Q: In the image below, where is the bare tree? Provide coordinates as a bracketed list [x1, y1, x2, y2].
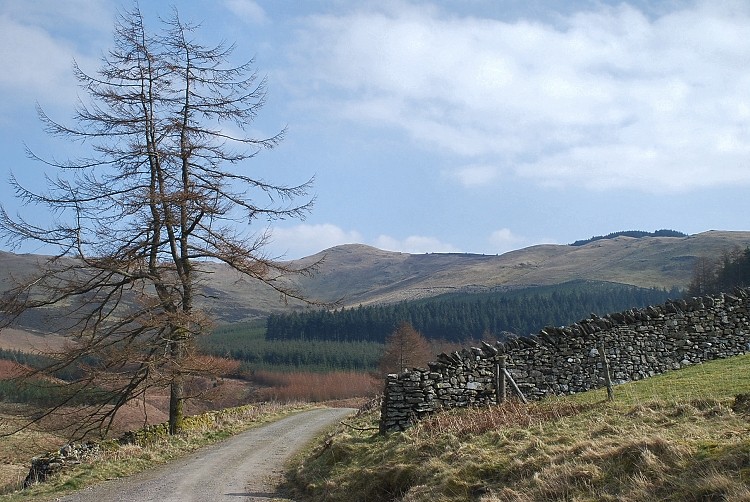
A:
[0, 6, 315, 437]
[379, 322, 432, 375]
[687, 256, 717, 296]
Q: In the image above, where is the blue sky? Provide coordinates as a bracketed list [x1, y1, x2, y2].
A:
[1, 0, 750, 259]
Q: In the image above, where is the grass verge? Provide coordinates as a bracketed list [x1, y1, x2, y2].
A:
[0, 401, 312, 501]
[284, 354, 750, 502]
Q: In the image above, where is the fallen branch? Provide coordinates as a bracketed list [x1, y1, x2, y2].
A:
[340, 421, 379, 431]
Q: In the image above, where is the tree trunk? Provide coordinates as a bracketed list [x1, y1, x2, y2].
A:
[169, 334, 186, 434]
[169, 376, 184, 435]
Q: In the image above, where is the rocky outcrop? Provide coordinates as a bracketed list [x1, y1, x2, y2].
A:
[380, 289, 750, 432]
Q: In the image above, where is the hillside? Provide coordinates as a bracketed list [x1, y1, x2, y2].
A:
[2, 230, 750, 325]
[288, 230, 750, 307]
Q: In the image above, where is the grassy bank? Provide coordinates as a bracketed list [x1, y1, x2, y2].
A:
[0, 401, 311, 501]
[284, 354, 750, 501]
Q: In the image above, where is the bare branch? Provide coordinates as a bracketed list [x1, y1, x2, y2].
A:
[0, 5, 317, 438]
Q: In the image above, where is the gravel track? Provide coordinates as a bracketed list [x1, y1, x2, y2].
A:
[59, 407, 355, 502]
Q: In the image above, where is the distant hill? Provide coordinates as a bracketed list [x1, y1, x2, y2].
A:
[288, 230, 750, 308]
[2, 230, 750, 326]
[570, 229, 687, 246]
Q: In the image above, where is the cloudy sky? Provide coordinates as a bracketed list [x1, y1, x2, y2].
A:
[1, 0, 749, 259]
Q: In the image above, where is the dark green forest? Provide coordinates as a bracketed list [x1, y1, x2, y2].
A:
[0, 281, 685, 375]
[0, 348, 89, 381]
[0, 349, 114, 405]
[198, 321, 383, 373]
[266, 280, 680, 344]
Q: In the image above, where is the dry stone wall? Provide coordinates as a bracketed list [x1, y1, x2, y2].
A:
[380, 289, 750, 432]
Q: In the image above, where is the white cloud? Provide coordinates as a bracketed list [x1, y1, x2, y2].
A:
[1, 0, 112, 32]
[271, 225, 463, 257]
[374, 234, 461, 254]
[0, 2, 110, 111]
[487, 229, 558, 255]
[223, 0, 268, 24]
[447, 164, 501, 187]
[488, 228, 526, 254]
[270, 223, 363, 259]
[0, 16, 80, 106]
[289, 1, 750, 192]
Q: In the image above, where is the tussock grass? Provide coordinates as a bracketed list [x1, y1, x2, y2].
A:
[410, 400, 588, 440]
[285, 354, 750, 502]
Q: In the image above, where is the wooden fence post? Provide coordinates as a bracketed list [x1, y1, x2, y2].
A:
[503, 367, 528, 404]
[495, 356, 507, 404]
[600, 343, 614, 401]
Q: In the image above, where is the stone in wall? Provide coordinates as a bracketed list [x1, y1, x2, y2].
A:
[24, 442, 100, 488]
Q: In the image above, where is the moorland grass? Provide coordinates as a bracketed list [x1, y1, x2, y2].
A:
[284, 354, 750, 502]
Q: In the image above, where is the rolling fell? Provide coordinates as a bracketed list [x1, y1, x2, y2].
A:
[2, 230, 750, 326]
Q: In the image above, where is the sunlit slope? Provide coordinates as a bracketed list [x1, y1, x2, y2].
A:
[291, 230, 750, 306]
[3, 230, 750, 323]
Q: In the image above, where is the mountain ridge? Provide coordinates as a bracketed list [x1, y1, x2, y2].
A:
[288, 230, 750, 306]
[2, 230, 750, 325]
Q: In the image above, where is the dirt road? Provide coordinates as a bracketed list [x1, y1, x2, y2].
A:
[59, 407, 355, 502]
